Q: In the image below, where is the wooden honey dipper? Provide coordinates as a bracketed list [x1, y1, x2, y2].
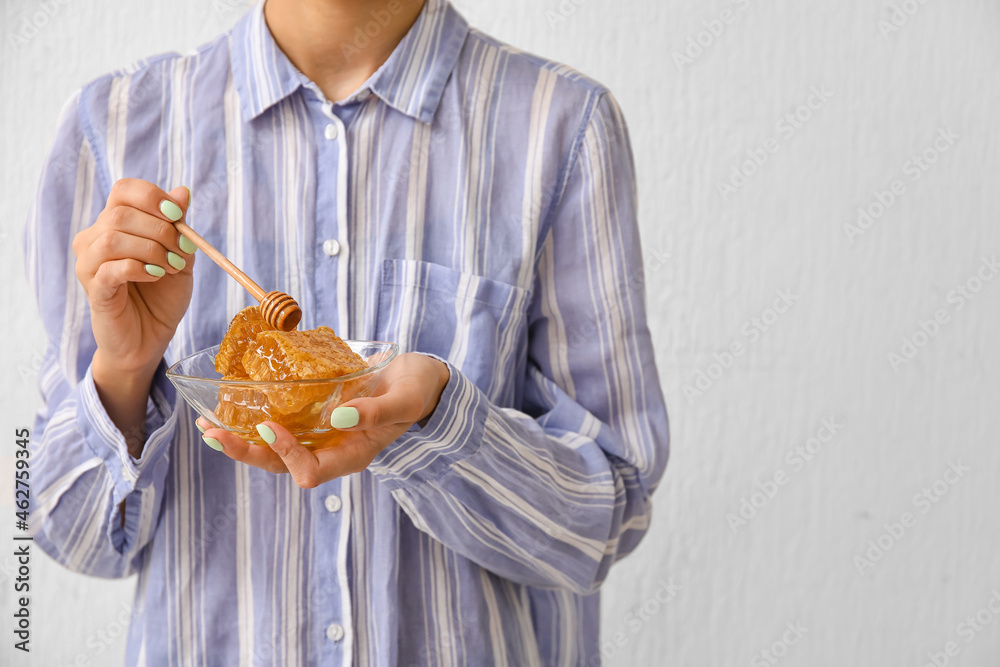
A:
[175, 222, 302, 331]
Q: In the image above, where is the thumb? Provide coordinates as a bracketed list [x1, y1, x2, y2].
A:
[331, 388, 422, 431]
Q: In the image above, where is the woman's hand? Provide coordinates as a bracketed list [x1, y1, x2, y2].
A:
[199, 353, 451, 488]
[73, 178, 196, 456]
[74, 178, 196, 379]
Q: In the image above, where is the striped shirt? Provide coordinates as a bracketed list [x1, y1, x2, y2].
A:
[23, 0, 669, 664]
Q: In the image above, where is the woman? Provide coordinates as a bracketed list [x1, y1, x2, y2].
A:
[26, 0, 669, 664]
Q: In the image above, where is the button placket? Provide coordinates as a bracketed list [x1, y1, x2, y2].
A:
[313, 478, 349, 658]
[313, 95, 351, 336]
[329, 105, 351, 336]
[304, 90, 353, 662]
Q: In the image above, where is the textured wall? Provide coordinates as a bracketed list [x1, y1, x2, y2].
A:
[2, 0, 999, 665]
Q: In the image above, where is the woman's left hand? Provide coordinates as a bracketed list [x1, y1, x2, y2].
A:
[198, 352, 450, 488]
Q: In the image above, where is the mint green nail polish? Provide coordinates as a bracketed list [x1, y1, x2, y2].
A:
[330, 407, 359, 429]
[145, 264, 166, 277]
[196, 421, 206, 434]
[256, 423, 277, 445]
[160, 199, 183, 221]
[203, 436, 223, 451]
[178, 233, 197, 254]
[167, 251, 186, 270]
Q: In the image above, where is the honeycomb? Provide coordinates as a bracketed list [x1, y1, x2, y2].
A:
[214, 306, 276, 377]
[213, 308, 369, 438]
[241, 327, 367, 415]
[215, 379, 320, 432]
[241, 327, 368, 381]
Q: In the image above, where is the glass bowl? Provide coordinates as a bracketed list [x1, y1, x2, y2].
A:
[166, 341, 398, 450]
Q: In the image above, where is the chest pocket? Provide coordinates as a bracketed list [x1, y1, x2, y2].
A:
[374, 259, 532, 407]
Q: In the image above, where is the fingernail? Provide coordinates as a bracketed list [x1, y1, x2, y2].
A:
[167, 251, 186, 270]
[256, 423, 277, 445]
[182, 185, 192, 206]
[160, 199, 183, 221]
[145, 264, 166, 277]
[196, 420, 206, 434]
[202, 436, 223, 451]
[330, 407, 359, 429]
[178, 233, 197, 254]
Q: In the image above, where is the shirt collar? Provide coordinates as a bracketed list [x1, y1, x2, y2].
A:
[230, 0, 469, 124]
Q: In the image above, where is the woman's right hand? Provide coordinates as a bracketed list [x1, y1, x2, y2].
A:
[73, 178, 196, 380]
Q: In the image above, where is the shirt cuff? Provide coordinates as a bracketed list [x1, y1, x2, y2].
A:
[369, 357, 487, 491]
[76, 358, 178, 502]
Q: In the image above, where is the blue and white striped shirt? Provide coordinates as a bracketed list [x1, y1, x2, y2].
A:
[24, 0, 669, 664]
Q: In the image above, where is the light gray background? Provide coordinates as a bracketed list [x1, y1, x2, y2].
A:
[2, 0, 999, 665]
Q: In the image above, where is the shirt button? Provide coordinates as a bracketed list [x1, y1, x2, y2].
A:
[357, 89, 371, 102]
[324, 123, 339, 140]
[322, 239, 342, 257]
[324, 495, 342, 513]
[326, 623, 345, 642]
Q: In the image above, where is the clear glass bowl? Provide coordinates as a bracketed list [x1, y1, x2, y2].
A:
[166, 341, 398, 450]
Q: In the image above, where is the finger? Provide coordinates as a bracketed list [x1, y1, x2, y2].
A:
[332, 384, 424, 432]
[255, 421, 326, 489]
[74, 185, 194, 258]
[93, 200, 196, 259]
[166, 186, 202, 253]
[85, 258, 170, 303]
[312, 429, 388, 476]
[79, 227, 194, 281]
[200, 423, 289, 475]
[105, 178, 190, 224]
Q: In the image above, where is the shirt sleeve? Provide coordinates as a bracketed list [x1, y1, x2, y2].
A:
[24, 88, 178, 579]
[369, 91, 669, 595]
